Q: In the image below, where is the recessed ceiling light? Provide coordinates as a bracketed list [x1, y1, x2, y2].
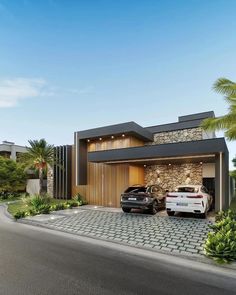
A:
[99, 138, 102, 141]
[122, 134, 125, 137]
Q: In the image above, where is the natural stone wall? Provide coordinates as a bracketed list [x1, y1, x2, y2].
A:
[148, 127, 203, 145]
[47, 166, 54, 197]
[144, 163, 202, 192]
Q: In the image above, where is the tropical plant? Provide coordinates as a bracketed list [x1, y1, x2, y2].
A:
[201, 78, 236, 140]
[20, 139, 55, 195]
[204, 220, 236, 263]
[27, 194, 50, 209]
[204, 212, 236, 263]
[0, 156, 26, 194]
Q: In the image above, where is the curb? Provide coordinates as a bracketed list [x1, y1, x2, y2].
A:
[0, 203, 15, 221]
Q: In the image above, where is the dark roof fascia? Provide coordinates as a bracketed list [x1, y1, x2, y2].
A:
[76, 121, 153, 142]
[178, 111, 215, 122]
[88, 138, 228, 163]
[145, 111, 215, 134]
[146, 118, 207, 134]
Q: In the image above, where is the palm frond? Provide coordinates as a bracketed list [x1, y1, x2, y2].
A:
[201, 114, 236, 131]
[213, 78, 236, 96]
[224, 125, 236, 140]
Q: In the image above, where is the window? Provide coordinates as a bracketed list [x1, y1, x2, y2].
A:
[176, 187, 199, 193]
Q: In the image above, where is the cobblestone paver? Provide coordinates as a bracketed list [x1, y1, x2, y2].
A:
[41, 210, 212, 256]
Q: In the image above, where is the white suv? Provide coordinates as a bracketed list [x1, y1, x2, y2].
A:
[166, 185, 213, 218]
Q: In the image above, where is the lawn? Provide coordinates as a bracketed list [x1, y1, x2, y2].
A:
[230, 198, 236, 212]
[7, 198, 68, 216]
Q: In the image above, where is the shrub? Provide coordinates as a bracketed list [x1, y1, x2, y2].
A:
[204, 215, 236, 263]
[14, 211, 26, 219]
[215, 210, 236, 222]
[204, 226, 236, 263]
[27, 195, 49, 209]
[37, 204, 51, 214]
[65, 201, 79, 208]
[72, 193, 88, 205]
[52, 203, 66, 211]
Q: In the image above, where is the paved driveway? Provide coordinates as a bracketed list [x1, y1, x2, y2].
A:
[23, 208, 212, 256]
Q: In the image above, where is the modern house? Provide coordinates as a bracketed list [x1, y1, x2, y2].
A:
[0, 141, 27, 160]
[50, 111, 231, 211]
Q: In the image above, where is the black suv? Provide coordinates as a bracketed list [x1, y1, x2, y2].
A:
[120, 185, 166, 215]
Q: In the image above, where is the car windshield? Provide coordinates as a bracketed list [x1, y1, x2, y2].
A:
[176, 187, 199, 193]
[125, 187, 147, 193]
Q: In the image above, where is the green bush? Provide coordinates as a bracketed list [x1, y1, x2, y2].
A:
[37, 204, 51, 214]
[204, 215, 236, 263]
[27, 195, 50, 209]
[72, 193, 88, 205]
[52, 203, 66, 211]
[65, 201, 79, 208]
[14, 211, 26, 219]
[215, 210, 236, 222]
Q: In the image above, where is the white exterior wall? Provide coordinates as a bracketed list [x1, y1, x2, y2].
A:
[26, 179, 40, 195]
[202, 163, 215, 178]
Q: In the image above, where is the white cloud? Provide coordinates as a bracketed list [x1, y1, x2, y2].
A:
[0, 78, 51, 107]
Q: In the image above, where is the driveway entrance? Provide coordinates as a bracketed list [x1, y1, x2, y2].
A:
[30, 208, 212, 256]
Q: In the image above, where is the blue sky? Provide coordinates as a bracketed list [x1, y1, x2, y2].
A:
[0, 0, 236, 168]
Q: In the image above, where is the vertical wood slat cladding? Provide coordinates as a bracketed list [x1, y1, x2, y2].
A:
[86, 163, 129, 207]
[129, 165, 144, 186]
[87, 136, 144, 152]
[72, 136, 145, 207]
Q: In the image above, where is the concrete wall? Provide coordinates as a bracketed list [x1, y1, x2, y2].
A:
[26, 179, 47, 195]
[26, 179, 40, 195]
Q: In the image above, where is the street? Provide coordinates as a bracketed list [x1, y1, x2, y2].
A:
[0, 207, 235, 295]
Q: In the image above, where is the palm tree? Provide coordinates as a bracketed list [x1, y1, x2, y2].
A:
[21, 139, 55, 195]
[201, 78, 236, 140]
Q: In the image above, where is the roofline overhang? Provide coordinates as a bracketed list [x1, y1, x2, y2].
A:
[75, 121, 153, 142]
[88, 138, 228, 163]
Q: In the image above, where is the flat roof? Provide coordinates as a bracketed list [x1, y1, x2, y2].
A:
[88, 138, 227, 163]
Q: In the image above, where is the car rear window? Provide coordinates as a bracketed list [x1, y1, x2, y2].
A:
[125, 187, 147, 193]
[176, 187, 199, 193]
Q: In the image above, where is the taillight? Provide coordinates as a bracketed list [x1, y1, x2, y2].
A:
[187, 195, 203, 199]
[167, 194, 178, 198]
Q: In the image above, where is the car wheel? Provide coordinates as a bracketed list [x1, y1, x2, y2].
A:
[196, 212, 207, 219]
[122, 207, 131, 213]
[167, 211, 175, 216]
[200, 211, 207, 219]
[149, 201, 158, 215]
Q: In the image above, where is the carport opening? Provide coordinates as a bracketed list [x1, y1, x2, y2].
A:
[123, 157, 217, 213]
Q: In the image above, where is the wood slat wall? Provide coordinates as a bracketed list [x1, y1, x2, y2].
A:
[87, 136, 143, 152]
[71, 136, 145, 207]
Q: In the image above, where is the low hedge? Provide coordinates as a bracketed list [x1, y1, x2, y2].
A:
[13, 196, 85, 220]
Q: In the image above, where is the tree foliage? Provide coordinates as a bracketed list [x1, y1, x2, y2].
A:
[20, 139, 55, 195]
[0, 156, 26, 193]
[201, 78, 236, 140]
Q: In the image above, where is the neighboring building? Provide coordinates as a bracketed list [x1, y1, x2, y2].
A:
[0, 141, 27, 160]
[51, 111, 231, 211]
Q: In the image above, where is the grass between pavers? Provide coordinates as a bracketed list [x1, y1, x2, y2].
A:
[230, 198, 236, 212]
[7, 198, 69, 216]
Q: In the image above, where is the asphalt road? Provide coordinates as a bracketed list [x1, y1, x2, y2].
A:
[0, 207, 236, 295]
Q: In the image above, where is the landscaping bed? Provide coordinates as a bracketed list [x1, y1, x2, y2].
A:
[7, 194, 87, 219]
